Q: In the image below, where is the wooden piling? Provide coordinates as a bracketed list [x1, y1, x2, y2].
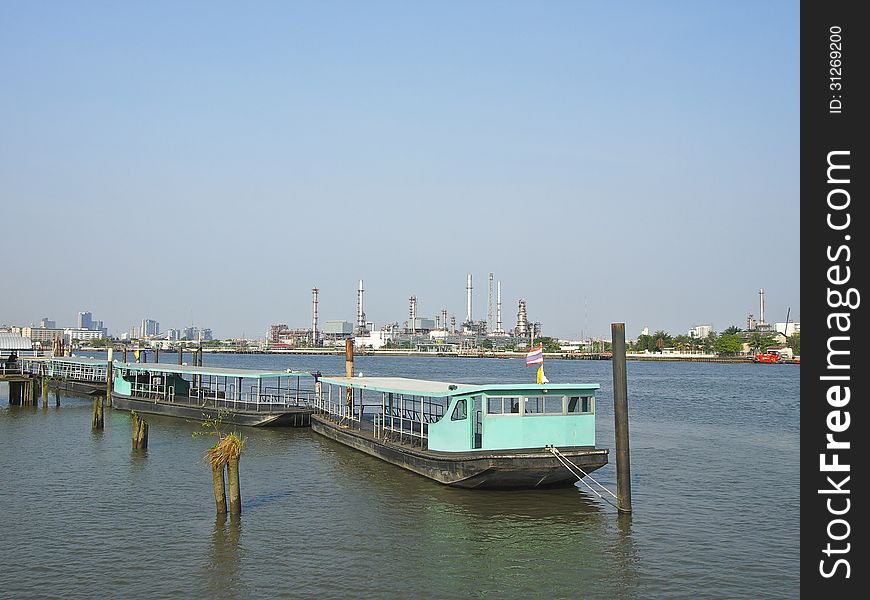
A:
[178, 348, 183, 366]
[227, 456, 241, 515]
[155, 347, 159, 363]
[131, 410, 149, 450]
[123, 347, 127, 363]
[212, 465, 228, 514]
[92, 397, 104, 429]
[206, 434, 243, 516]
[610, 323, 633, 514]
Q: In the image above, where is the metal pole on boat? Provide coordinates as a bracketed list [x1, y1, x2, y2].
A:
[610, 323, 633, 514]
[345, 338, 354, 417]
[106, 347, 114, 407]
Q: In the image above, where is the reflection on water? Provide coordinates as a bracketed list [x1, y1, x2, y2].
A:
[207, 514, 244, 599]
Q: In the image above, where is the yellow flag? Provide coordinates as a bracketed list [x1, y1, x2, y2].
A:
[133, 349, 140, 361]
[537, 365, 549, 384]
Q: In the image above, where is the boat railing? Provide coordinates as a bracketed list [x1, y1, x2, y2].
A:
[313, 385, 431, 448]
[126, 374, 316, 413]
[1, 363, 26, 377]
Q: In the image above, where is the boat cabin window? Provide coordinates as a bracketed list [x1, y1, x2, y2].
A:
[567, 395, 594, 414]
[544, 396, 563, 414]
[451, 399, 467, 421]
[487, 396, 521, 414]
[524, 396, 544, 414]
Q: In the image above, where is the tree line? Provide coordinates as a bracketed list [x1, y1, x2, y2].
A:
[629, 328, 800, 357]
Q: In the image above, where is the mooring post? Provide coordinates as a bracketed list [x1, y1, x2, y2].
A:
[610, 323, 633, 513]
[122, 347, 127, 363]
[213, 464, 228, 514]
[155, 347, 159, 363]
[177, 347, 183, 366]
[92, 396, 104, 430]
[131, 410, 149, 450]
[227, 456, 241, 515]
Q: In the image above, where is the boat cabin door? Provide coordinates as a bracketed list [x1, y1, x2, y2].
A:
[472, 395, 482, 449]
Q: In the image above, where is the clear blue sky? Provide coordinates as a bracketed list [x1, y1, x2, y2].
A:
[1, 1, 799, 339]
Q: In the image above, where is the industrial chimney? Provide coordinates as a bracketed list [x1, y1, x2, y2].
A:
[759, 288, 765, 325]
[496, 281, 503, 333]
[466, 274, 473, 324]
[311, 287, 319, 347]
[487, 273, 494, 331]
[356, 280, 367, 335]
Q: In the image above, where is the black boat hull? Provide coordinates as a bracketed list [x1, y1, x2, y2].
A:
[311, 414, 608, 489]
[111, 393, 313, 427]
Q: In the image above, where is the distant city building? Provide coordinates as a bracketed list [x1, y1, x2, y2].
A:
[65, 328, 104, 342]
[140, 319, 160, 337]
[179, 326, 212, 342]
[77, 311, 93, 330]
[40, 318, 56, 329]
[688, 325, 713, 339]
[22, 326, 65, 345]
[775, 322, 800, 337]
[640, 326, 649, 337]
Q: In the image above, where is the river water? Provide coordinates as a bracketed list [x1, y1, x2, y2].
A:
[0, 355, 798, 599]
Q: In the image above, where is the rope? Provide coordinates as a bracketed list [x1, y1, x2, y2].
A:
[547, 446, 620, 509]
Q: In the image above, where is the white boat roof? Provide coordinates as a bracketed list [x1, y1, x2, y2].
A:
[317, 376, 599, 397]
[117, 362, 312, 379]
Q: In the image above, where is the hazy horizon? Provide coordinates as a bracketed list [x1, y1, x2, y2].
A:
[1, 1, 799, 340]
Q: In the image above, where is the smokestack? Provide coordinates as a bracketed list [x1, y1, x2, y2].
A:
[487, 273, 493, 331]
[759, 288, 765, 325]
[311, 287, 319, 347]
[466, 274, 473, 323]
[409, 295, 417, 333]
[442, 308, 448, 331]
[496, 281, 502, 333]
[357, 280, 366, 334]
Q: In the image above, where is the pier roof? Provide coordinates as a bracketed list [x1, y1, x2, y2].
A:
[318, 376, 600, 397]
[117, 362, 312, 379]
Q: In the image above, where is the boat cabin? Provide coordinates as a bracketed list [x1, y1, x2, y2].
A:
[113, 362, 315, 409]
[315, 376, 599, 451]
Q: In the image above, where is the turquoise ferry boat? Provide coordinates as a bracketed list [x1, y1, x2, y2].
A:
[111, 363, 315, 427]
[311, 376, 608, 488]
